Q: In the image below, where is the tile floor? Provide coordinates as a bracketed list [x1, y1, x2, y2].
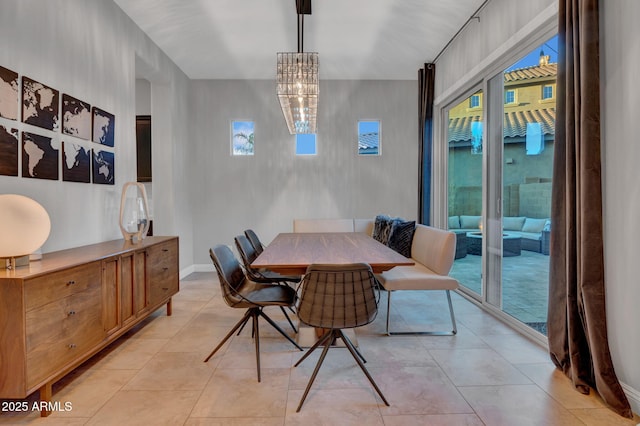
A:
[1, 272, 638, 425]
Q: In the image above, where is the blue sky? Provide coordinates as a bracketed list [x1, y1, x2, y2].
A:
[505, 34, 558, 71]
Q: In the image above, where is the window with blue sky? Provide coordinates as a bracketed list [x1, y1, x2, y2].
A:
[295, 133, 316, 155]
[231, 121, 254, 155]
[358, 120, 380, 155]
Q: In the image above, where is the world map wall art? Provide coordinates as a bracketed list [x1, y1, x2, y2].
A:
[0, 64, 115, 185]
[0, 125, 18, 176]
[62, 94, 91, 140]
[22, 132, 58, 180]
[0, 65, 19, 120]
[22, 76, 59, 131]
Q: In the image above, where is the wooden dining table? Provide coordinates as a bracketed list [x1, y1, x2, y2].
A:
[251, 232, 414, 275]
[251, 232, 414, 346]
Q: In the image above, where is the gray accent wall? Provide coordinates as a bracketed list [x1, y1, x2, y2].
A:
[188, 79, 418, 266]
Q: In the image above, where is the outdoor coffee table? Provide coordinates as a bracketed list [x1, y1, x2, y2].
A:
[466, 232, 522, 257]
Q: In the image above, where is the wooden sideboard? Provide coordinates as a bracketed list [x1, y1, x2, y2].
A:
[0, 236, 179, 416]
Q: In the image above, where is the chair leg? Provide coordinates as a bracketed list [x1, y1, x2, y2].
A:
[386, 290, 457, 336]
[341, 331, 367, 364]
[338, 329, 390, 406]
[204, 309, 253, 362]
[296, 331, 336, 412]
[258, 309, 303, 351]
[253, 311, 261, 382]
[294, 329, 333, 367]
[280, 306, 298, 333]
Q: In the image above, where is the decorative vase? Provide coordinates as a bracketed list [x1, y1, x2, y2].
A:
[119, 182, 150, 243]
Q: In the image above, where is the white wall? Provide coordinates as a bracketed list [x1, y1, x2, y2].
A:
[189, 79, 418, 266]
[433, 0, 640, 413]
[600, 0, 640, 413]
[0, 0, 193, 271]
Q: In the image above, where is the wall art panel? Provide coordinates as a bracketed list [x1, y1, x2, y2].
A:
[22, 76, 59, 131]
[92, 107, 115, 147]
[22, 131, 58, 180]
[62, 141, 91, 183]
[92, 149, 114, 184]
[0, 125, 18, 176]
[0, 65, 18, 120]
[62, 94, 91, 140]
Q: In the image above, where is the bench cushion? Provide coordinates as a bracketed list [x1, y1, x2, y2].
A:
[378, 262, 458, 291]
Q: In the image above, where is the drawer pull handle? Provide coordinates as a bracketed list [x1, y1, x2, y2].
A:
[163, 267, 169, 271]
[68, 344, 76, 349]
[162, 249, 169, 252]
[68, 310, 76, 316]
[67, 280, 76, 285]
[162, 287, 169, 291]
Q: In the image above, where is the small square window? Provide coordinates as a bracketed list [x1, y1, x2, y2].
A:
[469, 94, 480, 108]
[296, 133, 317, 155]
[542, 85, 553, 100]
[505, 90, 516, 104]
[358, 120, 380, 155]
[231, 121, 254, 155]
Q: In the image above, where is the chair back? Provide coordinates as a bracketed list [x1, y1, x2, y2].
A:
[297, 263, 378, 329]
[234, 234, 259, 271]
[244, 229, 264, 255]
[209, 245, 248, 306]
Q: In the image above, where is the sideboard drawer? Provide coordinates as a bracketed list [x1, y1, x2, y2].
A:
[25, 262, 102, 311]
[25, 279, 104, 387]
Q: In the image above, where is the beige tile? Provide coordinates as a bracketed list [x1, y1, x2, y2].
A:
[124, 352, 216, 391]
[373, 366, 474, 415]
[517, 362, 608, 410]
[86, 390, 200, 426]
[429, 348, 533, 386]
[381, 414, 485, 426]
[92, 337, 168, 370]
[478, 333, 551, 364]
[190, 368, 290, 418]
[458, 312, 519, 336]
[285, 388, 385, 425]
[355, 334, 439, 368]
[185, 418, 284, 426]
[570, 408, 640, 425]
[458, 384, 585, 425]
[50, 368, 137, 418]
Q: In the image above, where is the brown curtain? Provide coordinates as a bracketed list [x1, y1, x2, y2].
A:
[548, 0, 632, 418]
[418, 63, 435, 225]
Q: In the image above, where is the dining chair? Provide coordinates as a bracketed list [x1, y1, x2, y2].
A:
[205, 245, 302, 382]
[234, 234, 300, 332]
[293, 263, 390, 412]
[244, 229, 264, 255]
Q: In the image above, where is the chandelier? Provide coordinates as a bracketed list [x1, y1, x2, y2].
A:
[277, 0, 318, 134]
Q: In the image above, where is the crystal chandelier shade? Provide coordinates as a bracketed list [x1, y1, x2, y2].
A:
[277, 52, 319, 134]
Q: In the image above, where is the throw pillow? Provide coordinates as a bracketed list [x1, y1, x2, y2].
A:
[503, 216, 526, 231]
[387, 219, 416, 258]
[448, 216, 460, 229]
[372, 215, 394, 245]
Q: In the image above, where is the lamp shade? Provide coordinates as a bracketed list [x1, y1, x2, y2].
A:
[0, 194, 51, 258]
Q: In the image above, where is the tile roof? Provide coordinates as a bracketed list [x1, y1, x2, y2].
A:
[448, 108, 556, 143]
[358, 132, 379, 150]
[504, 63, 557, 82]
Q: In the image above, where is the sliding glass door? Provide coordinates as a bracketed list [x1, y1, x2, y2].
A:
[444, 35, 557, 337]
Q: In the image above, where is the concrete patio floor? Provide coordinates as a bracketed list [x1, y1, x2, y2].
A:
[449, 250, 550, 329]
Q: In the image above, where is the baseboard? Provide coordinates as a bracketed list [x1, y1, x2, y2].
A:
[621, 381, 640, 416]
[192, 263, 215, 273]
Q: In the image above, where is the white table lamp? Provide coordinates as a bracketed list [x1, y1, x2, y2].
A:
[0, 194, 51, 269]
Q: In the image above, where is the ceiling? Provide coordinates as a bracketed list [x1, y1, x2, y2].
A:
[115, 0, 487, 80]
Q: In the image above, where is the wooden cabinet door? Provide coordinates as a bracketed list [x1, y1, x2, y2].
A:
[134, 249, 149, 314]
[102, 258, 119, 335]
[120, 254, 136, 325]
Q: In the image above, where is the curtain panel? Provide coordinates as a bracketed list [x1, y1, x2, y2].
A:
[547, 0, 632, 418]
[418, 63, 435, 225]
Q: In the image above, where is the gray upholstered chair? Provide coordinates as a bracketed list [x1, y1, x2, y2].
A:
[244, 228, 264, 255]
[205, 245, 302, 382]
[234, 234, 299, 332]
[293, 263, 390, 412]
